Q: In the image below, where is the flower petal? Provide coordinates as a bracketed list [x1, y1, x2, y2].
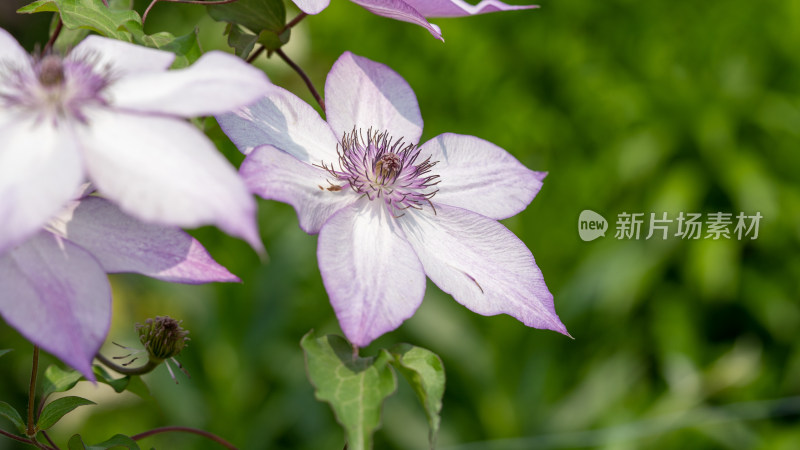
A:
[0, 232, 110, 379]
[291, 0, 330, 14]
[400, 0, 538, 17]
[0, 119, 83, 255]
[216, 86, 338, 162]
[318, 201, 426, 346]
[398, 205, 568, 335]
[79, 111, 262, 252]
[325, 52, 424, 143]
[349, 0, 443, 40]
[48, 197, 239, 284]
[0, 27, 30, 68]
[421, 133, 545, 220]
[241, 145, 358, 234]
[70, 34, 174, 75]
[109, 51, 270, 117]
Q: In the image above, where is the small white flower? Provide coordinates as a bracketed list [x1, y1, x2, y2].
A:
[218, 52, 568, 346]
[0, 28, 271, 255]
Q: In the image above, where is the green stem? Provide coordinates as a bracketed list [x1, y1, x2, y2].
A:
[27, 346, 39, 437]
[95, 353, 160, 376]
[131, 426, 238, 449]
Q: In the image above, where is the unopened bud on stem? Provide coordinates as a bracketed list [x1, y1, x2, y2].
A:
[136, 316, 190, 363]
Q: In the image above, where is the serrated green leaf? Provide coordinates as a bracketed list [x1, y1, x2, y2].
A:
[17, 0, 141, 42]
[40, 365, 84, 399]
[0, 349, 11, 358]
[93, 365, 130, 393]
[301, 331, 397, 450]
[208, 0, 285, 37]
[0, 401, 25, 434]
[390, 344, 445, 449]
[69, 433, 140, 450]
[38, 396, 95, 430]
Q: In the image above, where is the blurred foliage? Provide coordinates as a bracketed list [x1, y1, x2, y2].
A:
[1, 0, 800, 448]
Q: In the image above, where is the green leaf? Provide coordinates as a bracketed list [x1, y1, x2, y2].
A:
[68, 433, 140, 450]
[93, 365, 130, 393]
[256, 27, 291, 52]
[38, 396, 95, 430]
[225, 24, 259, 58]
[0, 401, 25, 434]
[0, 349, 11, 358]
[207, 0, 285, 37]
[40, 365, 84, 399]
[17, 0, 142, 42]
[136, 29, 202, 69]
[123, 374, 151, 399]
[389, 344, 446, 448]
[301, 331, 397, 450]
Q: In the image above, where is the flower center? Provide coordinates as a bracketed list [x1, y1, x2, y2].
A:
[318, 128, 440, 217]
[37, 55, 65, 87]
[375, 153, 402, 184]
[0, 52, 111, 124]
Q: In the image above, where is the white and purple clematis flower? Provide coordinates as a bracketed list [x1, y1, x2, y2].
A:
[0, 191, 238, 379]
[291, 0, 537, 40]
[217, 52, 568, 346]
[0, 28, 270, 257]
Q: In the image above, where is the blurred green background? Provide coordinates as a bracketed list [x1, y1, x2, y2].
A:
[2, 0, 800, 448]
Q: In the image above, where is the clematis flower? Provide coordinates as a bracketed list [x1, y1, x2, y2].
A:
[0, 28, 270, 256]
[217, 52, 568, 346]
[291, 0, 538, 41]
[0, 192, 239, 379]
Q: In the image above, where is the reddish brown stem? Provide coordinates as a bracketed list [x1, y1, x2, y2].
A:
[275, 48, 325, 113]
[246, 46, 266, 64]
[131, 426, 237, 449]
[43, 18, 63, 54]
[0, 428, 35, 445]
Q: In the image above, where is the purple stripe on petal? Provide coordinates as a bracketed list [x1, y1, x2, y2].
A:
[50, 197, 239, 284]
[0, 232, 111, 379]
[318, 201, 426, 346]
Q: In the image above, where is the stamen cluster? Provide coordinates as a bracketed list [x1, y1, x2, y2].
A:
[319, 128, 440, 217]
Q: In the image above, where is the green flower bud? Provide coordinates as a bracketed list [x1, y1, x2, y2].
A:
[136, 316, 190, 363]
